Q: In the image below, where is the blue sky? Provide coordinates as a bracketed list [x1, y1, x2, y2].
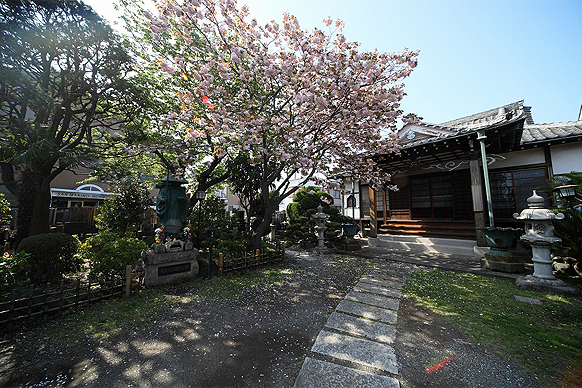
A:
[87, 0, 582, 125]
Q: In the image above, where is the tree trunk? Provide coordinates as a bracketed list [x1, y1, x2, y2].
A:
[251, 202, 279, 249]
[30, 181, 51, 236]
[14, 171, 51, 247]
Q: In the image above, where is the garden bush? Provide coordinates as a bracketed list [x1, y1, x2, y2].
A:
[81, 232, 146, 284]
[0, 251, 29, 291]
[94, 178, 153, 237]
[17, 233, 81, 283]
[286, 186, 354, 247]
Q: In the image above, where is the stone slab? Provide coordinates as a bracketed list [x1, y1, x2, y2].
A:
[481, 257, 524, 273]
[336, 300, 398, 324]
[515, 275, 580, 296]
[513, 295, 542, 305]
[359, 277, 404, 290]
[346, 291, 400, 311]
[368, 271, 408, 282]
[311, 331, 398, 375]
[325, 312, 396, 344]
[294, 357, 399, 388]
[354, 282, 402, 299]
[142, 250, 199, 286]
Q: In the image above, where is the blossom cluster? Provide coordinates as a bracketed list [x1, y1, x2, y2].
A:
[145, 0, 418, 189]
[155, 226, 167, 243]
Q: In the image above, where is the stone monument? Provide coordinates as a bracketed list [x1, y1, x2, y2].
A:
[155, 175, 189, 235]
[141, 175, 199, 286]
[513, 191, 578, 295]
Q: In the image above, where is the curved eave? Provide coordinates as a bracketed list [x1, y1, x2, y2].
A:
[373, 116, 526, 171]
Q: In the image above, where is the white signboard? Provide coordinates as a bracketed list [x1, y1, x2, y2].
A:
[51, 189, 108, 200]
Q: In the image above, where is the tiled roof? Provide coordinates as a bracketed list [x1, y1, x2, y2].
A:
[399, 114, 526, 150]
[521, 121, 582, 144]
[439, 100, 533, 128]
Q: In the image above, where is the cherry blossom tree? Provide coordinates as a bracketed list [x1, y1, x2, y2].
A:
[143, 0, 418, 247]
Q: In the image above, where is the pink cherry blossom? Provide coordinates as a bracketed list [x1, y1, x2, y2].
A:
[145, 0, 418, 203]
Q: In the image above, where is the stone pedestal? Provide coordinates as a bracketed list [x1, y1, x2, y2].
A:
[478, 226, 523, 273]
[337, 239, 361, 251]
[142, 244, 199, 286]
[515, 275, 579, 296]
[481, 254, 524, 273]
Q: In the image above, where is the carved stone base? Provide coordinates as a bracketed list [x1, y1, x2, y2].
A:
[337, 239, 361, 251]
[142, 249, 199, 287]
[314, 246, 331, 253]
[481, 254, 524, 273]
[516, 275, 580, 296]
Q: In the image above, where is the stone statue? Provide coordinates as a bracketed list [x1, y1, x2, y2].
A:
[155, 176, 188, 235]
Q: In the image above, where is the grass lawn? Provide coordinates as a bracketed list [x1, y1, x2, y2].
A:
[403, 269, 582, 386]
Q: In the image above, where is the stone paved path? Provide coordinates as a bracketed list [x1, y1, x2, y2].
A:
[294, 267, 413, 388]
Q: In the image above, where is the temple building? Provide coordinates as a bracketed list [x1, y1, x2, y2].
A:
[354, 100, 582, 256]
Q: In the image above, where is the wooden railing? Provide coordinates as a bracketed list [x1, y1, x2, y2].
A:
[0, 265, 134, 330]
[218, 242, 285, 275]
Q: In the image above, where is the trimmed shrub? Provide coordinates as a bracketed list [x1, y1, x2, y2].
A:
[85, 235, 146, 284]
[17, 233, 81, 283]
[286, 186, 354, 247]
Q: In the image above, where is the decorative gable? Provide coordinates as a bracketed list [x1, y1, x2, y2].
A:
[398, 123, 458, 145]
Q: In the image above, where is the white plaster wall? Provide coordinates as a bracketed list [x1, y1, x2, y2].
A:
[489, 148, 545, 170]
[550, 143, 582, 174]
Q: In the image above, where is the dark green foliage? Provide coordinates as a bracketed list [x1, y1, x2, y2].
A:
[17, 233, 81, 283]
[537, 172, 582, 206]
[286, 186, 353, 246]
[538, 172, 582, 262]
[95, 178, 153, 237]
[0, 193, 11, 225]
[189, 195, 253, 256]
[189, 195, 229, 244]
[80, 232, 146, 284]
[553, 208, 582, 261]
[0, 251, 29, 290]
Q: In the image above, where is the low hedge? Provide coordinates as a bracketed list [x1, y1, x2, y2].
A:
[17, 233, 81, 283]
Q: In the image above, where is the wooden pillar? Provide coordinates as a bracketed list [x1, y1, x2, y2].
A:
[368, 186, 377, 238]
[124, 265, 132, 299]
[470, 159, 487, 246]
[219, 253, 224, 276]
[382, 189, 388, 225]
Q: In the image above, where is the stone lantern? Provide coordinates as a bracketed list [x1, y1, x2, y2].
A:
[312, 205, 329, 250]
[513, 191, 578, 295]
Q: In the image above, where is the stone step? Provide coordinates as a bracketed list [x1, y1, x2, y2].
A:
[345, 291, 400, 311]
[354, 282, 402, 298]
[370, 235, 477, 256]
[294, 357, 400, 388]
[325, 312, 396, 344]
[336, 300, 398, 324]
[311, 331, 399, 375]
[359, 276, 404, 290]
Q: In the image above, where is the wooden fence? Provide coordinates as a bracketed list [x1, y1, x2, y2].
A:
[0, 265, 134, 330]
[218, 242, 285, 275]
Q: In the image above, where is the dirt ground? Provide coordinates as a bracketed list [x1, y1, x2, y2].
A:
[0, 252, 539, 387]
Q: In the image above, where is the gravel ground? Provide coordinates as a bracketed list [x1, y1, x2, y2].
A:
[0, 252, 373, 387]
[0, 250, 540, 387]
